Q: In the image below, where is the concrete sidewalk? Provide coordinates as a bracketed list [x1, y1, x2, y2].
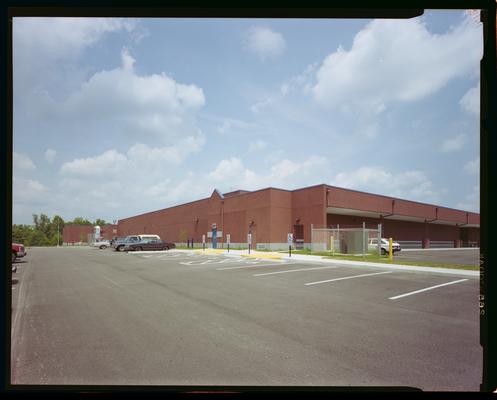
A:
[177, 248, 479, 277]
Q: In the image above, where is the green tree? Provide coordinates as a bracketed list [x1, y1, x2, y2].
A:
[32, 214, 39, 229]
[12, 224, 34, 245]
[94, 218, 107, 226]
[38, 213, 51, 237]
[51, 215, 65, 245]
[69, 217, 92, 225]
[29, 230, 50, 246]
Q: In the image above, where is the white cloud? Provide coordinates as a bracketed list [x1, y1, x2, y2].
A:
[127, 133, 206, 166]
[39, 49, 205, 144]
[208, 157, 247, 182]
[250, 97, 275, 114]
[217, 120, 232, 134]
[45, 148, 57, 163]
[14, 18, 136, 57]
[13, 177, 49, 204]
[13, 152, 35, 171]
[331, 166, 442, 204]
[456, 185, 479, 212]
[441, 134, 467, 152]
[245, 26, 286, 60]
[265, 149, 286, 164]
[60, 149, 127, 177]
[280, 63, 318, 97]
[61, 133, 206, 178]
[13, 18, 139, 95]
[55, 132, 206, 217]
[248, 140, 268, 152]
[216, 118, 255, 135]
[464, 157, 479, 175]
[459, 83, 480, 116]
[160, 155, 329, 207]
[312, 15, 482, 113]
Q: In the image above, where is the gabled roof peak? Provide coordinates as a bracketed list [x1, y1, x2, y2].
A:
[212, 188, 225, 200]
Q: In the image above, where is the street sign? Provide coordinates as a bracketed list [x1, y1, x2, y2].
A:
[247, 233, 252, 244]
[287, 233, 294, 245]
[202, 234, 206, 244]
[226, 234, 231, 244]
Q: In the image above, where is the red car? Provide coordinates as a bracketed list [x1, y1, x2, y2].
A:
[12, 243, 27, 263]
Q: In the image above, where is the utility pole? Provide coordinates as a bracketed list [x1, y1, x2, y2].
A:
[57, 219, 60, 248]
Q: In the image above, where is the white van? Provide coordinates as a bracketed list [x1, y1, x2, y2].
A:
[138, 234, 160, 241]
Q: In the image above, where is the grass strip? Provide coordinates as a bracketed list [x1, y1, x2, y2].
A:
[289, 250, 478, 271]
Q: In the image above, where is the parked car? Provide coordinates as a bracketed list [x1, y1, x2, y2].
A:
[114, 234, 161, 252]
[91, 239, 111, 249]
[124, 238, 175, 252]
[114, 236, 140, 252]
[12, 243, 26, 263]
[368, 238, 401, 255]
[110, 236, 127, 246]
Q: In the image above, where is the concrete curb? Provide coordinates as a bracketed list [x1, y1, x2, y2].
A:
[401, 248, 479, 252]
[281, 254, 479, 277]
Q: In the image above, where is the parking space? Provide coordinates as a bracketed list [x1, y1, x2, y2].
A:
[127, 249, 477, 308]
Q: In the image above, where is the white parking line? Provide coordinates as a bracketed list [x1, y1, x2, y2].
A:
[180, 259, 220, 265]
[216, 263, 282, 270]
[163, 256, 206, 261]
[254, 266, 337, 277]
[305, 271, 393, 286]
[388, 279, 468, 300]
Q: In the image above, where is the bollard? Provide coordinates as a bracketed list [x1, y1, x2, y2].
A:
[389, 238, 393, 261]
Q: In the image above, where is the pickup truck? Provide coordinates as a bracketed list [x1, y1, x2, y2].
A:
[91, 239, 111, 249]
[12, 243, 26, 263]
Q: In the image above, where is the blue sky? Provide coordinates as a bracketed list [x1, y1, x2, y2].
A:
[12, 11, 481, 225]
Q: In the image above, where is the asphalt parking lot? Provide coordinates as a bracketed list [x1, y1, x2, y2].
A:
[11, 247, 481, 390]
[394, 249, 479, 266]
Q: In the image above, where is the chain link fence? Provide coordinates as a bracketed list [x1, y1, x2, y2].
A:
[311, 223, 382, 255]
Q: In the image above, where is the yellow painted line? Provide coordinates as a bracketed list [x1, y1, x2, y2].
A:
[240, 253, 282, 260]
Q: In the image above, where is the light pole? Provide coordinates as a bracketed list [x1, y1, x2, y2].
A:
[57, 219, 60, 248]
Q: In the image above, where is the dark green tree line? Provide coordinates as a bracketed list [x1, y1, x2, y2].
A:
[12, 214, 109, 246]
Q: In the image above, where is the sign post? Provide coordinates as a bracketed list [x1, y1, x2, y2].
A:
[227, 234, 231, 253]
[247, 233, 252, 254]
[287, 233, 294, 258]
[202, 234, 206, 251]
[212, 223, 217, 249]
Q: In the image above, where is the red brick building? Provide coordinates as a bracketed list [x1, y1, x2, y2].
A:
[117, 184, 479, 250]
[63, 224, 118, 244]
